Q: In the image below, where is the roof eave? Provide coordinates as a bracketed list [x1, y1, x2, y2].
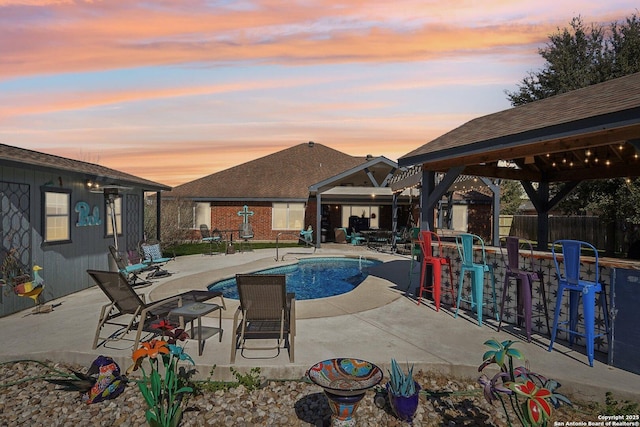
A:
[399, 107, 640, 169]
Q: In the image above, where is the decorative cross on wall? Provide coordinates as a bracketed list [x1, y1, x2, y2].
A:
[238, 205, 254, 223]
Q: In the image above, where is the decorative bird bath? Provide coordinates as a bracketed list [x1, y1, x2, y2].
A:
[307, 358, 383, 427]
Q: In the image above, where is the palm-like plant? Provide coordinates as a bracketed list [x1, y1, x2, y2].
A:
[387, 359, 416, 397]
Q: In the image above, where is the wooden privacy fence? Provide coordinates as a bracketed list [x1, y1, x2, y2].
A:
[503, 215, 608, 249]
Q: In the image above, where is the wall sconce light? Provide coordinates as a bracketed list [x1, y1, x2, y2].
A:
[86, 180, 101, 191]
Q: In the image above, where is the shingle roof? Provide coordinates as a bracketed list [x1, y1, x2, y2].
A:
[399, 72, 640, 165]
[0, 144, 170, 191]
[168, 142, 366, 200]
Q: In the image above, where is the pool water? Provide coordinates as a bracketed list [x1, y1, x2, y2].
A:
[207, 257, 381, 300]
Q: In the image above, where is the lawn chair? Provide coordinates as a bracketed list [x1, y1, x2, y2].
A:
[200, 224, 223, 255]
[87, 269, 225, 350]
[108, 245, 152, 287]
[231, 274, 295, 363]
[141, 242, 173, 278]
[238, 223, 254, 252]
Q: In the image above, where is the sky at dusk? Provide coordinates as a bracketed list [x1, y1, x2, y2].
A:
[1, 1, 638, 187]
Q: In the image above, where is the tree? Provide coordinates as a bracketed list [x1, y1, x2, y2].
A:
[506, 17, 608, 106]
[499, 180, 524, 215]
[144, 195, 194, 251]
[505, 12, 640, 255]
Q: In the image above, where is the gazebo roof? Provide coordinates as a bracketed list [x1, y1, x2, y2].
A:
[399, 72, 640, 182]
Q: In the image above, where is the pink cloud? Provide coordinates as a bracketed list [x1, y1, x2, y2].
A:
[2, 0, 616, 79]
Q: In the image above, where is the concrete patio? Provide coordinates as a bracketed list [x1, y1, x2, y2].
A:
[1, 244, 638, 404]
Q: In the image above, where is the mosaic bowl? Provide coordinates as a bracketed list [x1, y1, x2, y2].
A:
[307, 358, 383, 396]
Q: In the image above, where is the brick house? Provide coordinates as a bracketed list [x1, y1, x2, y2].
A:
[166, 142, 405, 246]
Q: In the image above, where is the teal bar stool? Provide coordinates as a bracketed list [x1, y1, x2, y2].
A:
[454, 233, 498, 326]
[548, 240, 610, 367]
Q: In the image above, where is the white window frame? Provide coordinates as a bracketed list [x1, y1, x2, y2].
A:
[43, 188, 71, 243]
[272, 202, 305, 230]
[341, 205, 380, 229]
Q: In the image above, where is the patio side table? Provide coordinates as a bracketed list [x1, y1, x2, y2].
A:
[169, 302, 223, 356]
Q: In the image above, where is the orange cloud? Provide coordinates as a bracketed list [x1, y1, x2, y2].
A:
[0, 75, 343, 120]
[2, 0, 610, 80]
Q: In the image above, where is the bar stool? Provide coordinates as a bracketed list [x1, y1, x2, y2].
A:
[407, 227, 421, 289]
[454, 233, 498, 326]
[416, 231, 456, 310]
[497, 236, 550, 342]
[548, 240, 610, 367]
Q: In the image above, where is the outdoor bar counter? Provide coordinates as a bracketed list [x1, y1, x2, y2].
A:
[424, 240, 640, 374]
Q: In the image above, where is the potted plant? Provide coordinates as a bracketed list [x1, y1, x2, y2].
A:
[386, 358, 421, 422]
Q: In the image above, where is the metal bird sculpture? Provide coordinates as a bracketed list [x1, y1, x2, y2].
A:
[45, 356, 127, 404]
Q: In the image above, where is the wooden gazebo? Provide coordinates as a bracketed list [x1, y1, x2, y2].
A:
[398, 72, 640, 250]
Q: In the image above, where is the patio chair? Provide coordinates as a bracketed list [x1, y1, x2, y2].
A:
[334, 227, 349, 243]
[108, 245, 152, 287]
[230, 274, 295, 363]
[200, 224, 223, 255]
[87, 269, 225, 350]
[299, 225, 313, 246]
[238, 223, 254, 252]
[141, 242, 173, 278]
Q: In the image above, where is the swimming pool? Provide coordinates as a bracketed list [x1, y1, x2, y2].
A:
[207, 257, 382, 300]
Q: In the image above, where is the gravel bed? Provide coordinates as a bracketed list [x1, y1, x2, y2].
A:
[0, 360, 601, 426]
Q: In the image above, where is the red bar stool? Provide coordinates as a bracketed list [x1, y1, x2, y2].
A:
[416, 231, 456, 310]
[497, 236, 550, 342]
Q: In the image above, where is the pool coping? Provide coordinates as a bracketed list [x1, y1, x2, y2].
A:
[149, 254, 404, 320]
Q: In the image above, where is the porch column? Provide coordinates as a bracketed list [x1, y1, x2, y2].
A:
[421, 169, 435, 231]
[316, 193, 322, 248]
[392, 192, 398, 252]
[156, 191, 162, 241]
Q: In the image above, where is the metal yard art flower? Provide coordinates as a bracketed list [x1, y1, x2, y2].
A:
[128, 324, 195, 427]
[477, 338, 571, 427]
[508, 379, 553, 425]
